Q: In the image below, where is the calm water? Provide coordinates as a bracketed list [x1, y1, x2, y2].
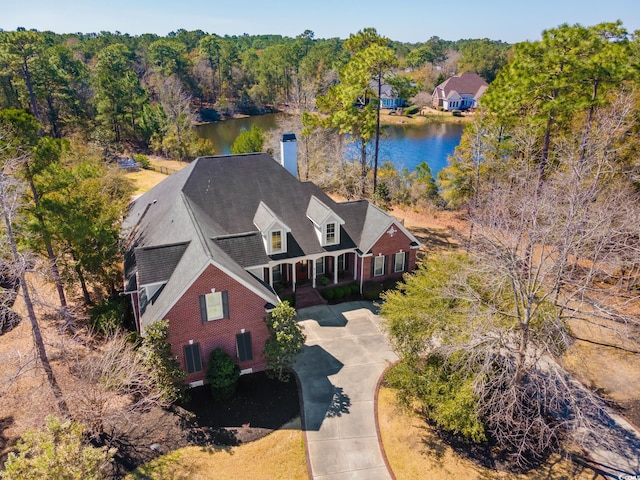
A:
[197, 114, 465, 176]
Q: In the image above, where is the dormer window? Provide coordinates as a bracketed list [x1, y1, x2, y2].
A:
[325, 223, 336, 245]
[253, 201, 290, 256]
[271, 230, 283, 253]
[306, 196, 344, 247]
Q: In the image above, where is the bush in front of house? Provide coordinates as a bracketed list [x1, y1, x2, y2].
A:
[323, 288, 335, 300]
[350, 283, 360, 295]
[363, 278, 400, 301]
[334, 286, 345, 300]
[281, 294, 295, 307]
[451, 110, 463, 117]
[206, 348, 240, 400]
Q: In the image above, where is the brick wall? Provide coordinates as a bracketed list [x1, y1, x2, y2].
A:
[165, 264, 270, 383]
[362, 222, 417, 280]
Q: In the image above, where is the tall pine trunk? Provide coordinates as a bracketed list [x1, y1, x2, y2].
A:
[0, 171, 69, 416]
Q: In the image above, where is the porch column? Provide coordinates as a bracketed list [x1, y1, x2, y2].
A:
[353, 253, 358, 280]
[312, 258, 316, 288]
[333, 254, 338, 285]
[268, 265, 273, 288]
[291, 262, 296, 292]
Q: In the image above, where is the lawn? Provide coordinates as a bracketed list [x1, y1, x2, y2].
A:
[127, 417, 307, 480]
[377, 386, 599, 480]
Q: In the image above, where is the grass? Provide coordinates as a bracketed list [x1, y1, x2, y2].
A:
[126, 417, 307, 480]
[377, 386, 598, 480]
[125, 156, 188, 196]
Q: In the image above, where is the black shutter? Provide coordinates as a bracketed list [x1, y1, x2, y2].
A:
[236, 332, 253, 362]
[184, 344, 202, 373]
[199, 295, 207, 323]
[192, 344, 202, 372]
[222, 291, 229, 319]
[370, 257, 375, 278]
[384, 255, 389, 275]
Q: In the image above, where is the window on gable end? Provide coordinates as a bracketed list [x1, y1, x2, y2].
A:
[373, 256, 385, 277]
[184, 343, 202, 374]
[394, 252, 406, 273]
[199, 291, 229, 322]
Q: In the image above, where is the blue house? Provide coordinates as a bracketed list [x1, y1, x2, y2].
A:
[369, 81, 405, 109]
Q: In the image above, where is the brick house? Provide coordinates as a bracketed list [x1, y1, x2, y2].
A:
[123, 144, 420, 385]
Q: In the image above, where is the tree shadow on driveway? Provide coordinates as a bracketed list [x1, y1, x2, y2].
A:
[294, 344, 351, 431]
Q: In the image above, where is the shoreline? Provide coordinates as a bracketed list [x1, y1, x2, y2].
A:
[194, 106, 474, 128]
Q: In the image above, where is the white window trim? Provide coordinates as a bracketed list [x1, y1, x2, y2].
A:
[374, 256, 385, 277]
[316, 257, 325, 275]
[325, 222, 337, 245]
[204, 291, 224, 321]
[394, 252, 406, 273]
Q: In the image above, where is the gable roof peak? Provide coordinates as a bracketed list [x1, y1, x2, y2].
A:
[306, 195, 345, 227]
[253, 201, 290, 232]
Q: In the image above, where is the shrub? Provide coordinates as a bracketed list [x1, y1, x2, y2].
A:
[320, 276, 330, 286]
[206, 348, 240, 400]
[1, 416, 113, 480]
[281, 294, 295, 307]
[89, 297, 125, 334]
[132, 153, 151, 169]
[350, 283, 360, 295]
[362, 278, 400, 301]
[334, 287, 345, 299]
[323, 288, 335, 300]
[451, 110, 463, 117]
[139, 319, 187, 404]
[404, 105, 419, 116]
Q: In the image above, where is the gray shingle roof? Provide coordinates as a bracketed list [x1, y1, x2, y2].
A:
[123, 153, 419, 328]
[213, 233, 268, 267]
[136, 242, 189, 285]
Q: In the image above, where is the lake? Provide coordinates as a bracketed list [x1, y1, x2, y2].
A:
[197, 113, 465, 176]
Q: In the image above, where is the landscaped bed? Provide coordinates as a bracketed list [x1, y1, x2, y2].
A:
[180, 371, 300, 445]
[108, 371, 300, 476]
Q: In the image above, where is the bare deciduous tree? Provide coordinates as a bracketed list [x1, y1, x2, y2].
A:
[66, 330, 166, 442]
[383, 90, 640, 468]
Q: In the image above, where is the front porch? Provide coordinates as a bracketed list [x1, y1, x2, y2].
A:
[266, 252, 359, 307]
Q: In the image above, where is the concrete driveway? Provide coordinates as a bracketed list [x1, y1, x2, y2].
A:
[293, 301, 398, 480]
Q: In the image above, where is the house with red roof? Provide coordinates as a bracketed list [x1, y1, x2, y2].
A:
[432, 72, 488, 111]
[122, 138, 421, 385]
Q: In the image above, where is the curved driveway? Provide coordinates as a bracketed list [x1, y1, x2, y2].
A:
[294, 301, 398, 480]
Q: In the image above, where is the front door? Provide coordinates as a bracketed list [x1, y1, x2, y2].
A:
[297, 260, 309, 282]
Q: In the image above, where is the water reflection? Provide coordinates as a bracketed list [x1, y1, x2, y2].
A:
[196, 114, 464, 176]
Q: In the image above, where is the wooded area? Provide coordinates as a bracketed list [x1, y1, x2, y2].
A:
[384, 21, 640, 470]
[1, 20, 639, 478]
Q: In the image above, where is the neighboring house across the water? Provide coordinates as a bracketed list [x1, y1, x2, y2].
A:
[367, 81, 406, 109]
[122, 136, 421, 385]
[432, 72, 488, 111]
[378, 82, 404, 109]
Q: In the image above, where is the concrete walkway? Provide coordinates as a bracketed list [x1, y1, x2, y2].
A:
[294, 301, 398, 480]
